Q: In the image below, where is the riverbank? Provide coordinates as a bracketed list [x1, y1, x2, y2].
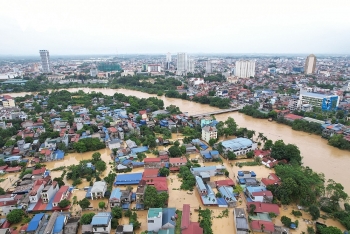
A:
[5, 87, 350, 195]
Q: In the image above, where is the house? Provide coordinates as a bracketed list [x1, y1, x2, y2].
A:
[109, 188, 132, 208]
[191, 166, 224, 177]
[220, 138, 257, 156]
[136, 180, 147, 208]
[200, 116, 214, 127]
[181, 204, 203, 234]
[26, 213, 46, 234]
[115, 225, 133, 234]
[114, 173, 143, 185]
[195, 176, 207, 196]
[90, 181, 107, 200]
[234, 208, 249, 234]
[200, 150, 220, 162]
[201, 126, 217, 143]
[40, 181, 59, 203]
[0, 199, 19, 216]
[91, 213, 112, 234]
[147, 208, 176, 232]
[246, 202, 280, 215]
[142, 168, 160, 178]
[250, 191, 273, 203]
[261, 173, 281, 187]
[250, 220, 275, 234]
[169, 157, 187, 171]
[42, 211, 58, 234]
[63, 217, 80, 234]
[143, 177, 168, 193]
[108, 138, 121, 150]
[29, 179, 47, 203]
[218, 186, 237, 207]
[52, 186, 70, 208]
[144, 158, 162, 169]
[215, 179, 235, 187]
[283, 113, 303, 122]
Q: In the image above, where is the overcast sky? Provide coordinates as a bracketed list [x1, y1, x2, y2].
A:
[1, 0, 350, 55]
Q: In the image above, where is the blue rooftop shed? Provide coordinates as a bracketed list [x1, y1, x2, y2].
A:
[115, 173, 143, 185]
[131, 146, 148, 154]
[27, 213, 45, 233]
[53, 215, 66, 233]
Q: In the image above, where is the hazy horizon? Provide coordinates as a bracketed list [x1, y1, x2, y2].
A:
[1, 0, 350, 55]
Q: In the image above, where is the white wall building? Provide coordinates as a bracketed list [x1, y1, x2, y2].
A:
[187, 59, 195, 73]
[176, 53, 187, 75]
[235, 60, 255, 78]
[147, 208, 163, 232]
[147, 64, 161, 72]
[39, 50, 52, 73]
[305, 54, 316, 74]
[166, 52, 172, 62]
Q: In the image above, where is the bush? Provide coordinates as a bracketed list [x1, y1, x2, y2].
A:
[7, 209, 24, 224]
[292, 210, 302, 217]
[281, 216, 292, 227]
[58, 199, 71, 208]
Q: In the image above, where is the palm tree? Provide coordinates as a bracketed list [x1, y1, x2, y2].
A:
[257, 132, 264, 141]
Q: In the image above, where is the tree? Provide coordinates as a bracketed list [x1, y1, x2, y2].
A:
[208, 138, 217, 147]
[225, 117, 237, 135]
[246, 151, 254, 158]
[95, 161, 107, 172]
[78, 198, 91, 209]
[92, 152, 101, 162]
[112, 206, 123, 219]
[263, 140, 273, 150]
[308, 205, 320, 220]
[159, 167, 170, 177]
[325, 179, 348, 210]
[58, 199, 71, 208]
[80, 213, 95, 224]
[249, 204, 256, 215]
[0, 187, 5, 195]
[227, 151, 236, 160]
[318, 226, 342, 234]
[144, 186, 169, 208]
[174, 140, 180, 147]
[168, 145, 182, 157]
[281, 216, 292, 227]
[7, 209, 24, 223]
[98, 201, 105, 209]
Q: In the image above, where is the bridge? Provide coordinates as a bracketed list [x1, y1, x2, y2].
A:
[190, 107, 241, 118]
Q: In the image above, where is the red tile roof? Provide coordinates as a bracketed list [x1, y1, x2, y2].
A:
[32, 167, 46, 175]
[5, 166, 22, 172]
[144, 158, 161, 163]
[169, 157, 187, 164]
[144, 177, 168, 192]
[247, 202, 280, 215]
[182, 222, 203, 234]
[142, 168, 159, 178]
[251, 190, 273, 197]
[251, 220, 275, 232]
[254, 150, 271, 157]
[284, 113, 303, 120]
[181, 204, 190, 229]
[53, 186, 69, 203]
[215, 179, 235, 187]
[108, 127, 117, 133]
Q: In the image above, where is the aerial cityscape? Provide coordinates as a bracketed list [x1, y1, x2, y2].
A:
[0, 1, 350, 234]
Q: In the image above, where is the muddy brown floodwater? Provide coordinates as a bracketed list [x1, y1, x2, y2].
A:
[4, 87, 350, 233]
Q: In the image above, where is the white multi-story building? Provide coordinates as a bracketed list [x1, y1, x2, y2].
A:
[305, 54, 317, 74]
[39, 50, 51, 73]
[90, 67, 98, 77]
[176, 53, 187, 75]
[187, 59, 195, 73]
[234, 60, 255, 78]
[166, 52, 172, 62]
[205, 60, 212, 73]
[147, 64, 161, 72]
[202, 126, 217, 143]
[147, 208, 163, 232]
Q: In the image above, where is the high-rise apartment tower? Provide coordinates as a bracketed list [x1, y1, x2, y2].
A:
[39, 50, 52, 73]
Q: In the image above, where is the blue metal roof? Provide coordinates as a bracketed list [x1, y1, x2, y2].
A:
[162, 208, 176, 226]
[115, 173, 143, 185]
[27, 213, 45, 231]
[200, 151, 212, 159]
[110, 188, 122, 200]
[131, 146, 148, 154]
[91, 213, 111, 226]
[196, 176, 206, 191]
[54, 150, 64, 160]
[221, 138, 253, 150]
[53, 215, 65, 233]
[85, 187, 92, 198]
[246, 186, 266, 194]
[216, 197, 228, 206]
[122, 203, 130, 209]
[218, 186, 237, 201]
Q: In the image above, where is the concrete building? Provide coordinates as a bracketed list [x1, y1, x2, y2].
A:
[220, 138, 257, 156]
[188, 59, 195, 73]
[40, 181, 59, 203]
[147, 208, 163, 232]
[201, 126, 217, 143]
[235, 60, 255, 78]
[90, 66, 98, 77]
[91, 212, 112, 234]
[176, 53, 187, 75]
[147, 64, 161, 72]
[90, 181, 107, 200]
[39, 50, 51, 73]
[298, 88, 339, 111]
[205, 60, 212, 73]
[305, 54, 316, 74]
[166, 52, 172, 62]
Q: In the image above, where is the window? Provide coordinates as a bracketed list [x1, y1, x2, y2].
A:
[148, 220, 154, 223]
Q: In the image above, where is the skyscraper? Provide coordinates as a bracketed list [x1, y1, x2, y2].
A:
[176, 53, 187, 75]
[39, 50, 52, 73]
[205, 60, 212, 74]
[234, 60, 255, 78]
[166, 52, 172, 62]
[304, 54, 316, 74]
[188, 59, 195, 73]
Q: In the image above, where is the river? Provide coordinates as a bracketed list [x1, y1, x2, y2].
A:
[6, 87, 350, 194]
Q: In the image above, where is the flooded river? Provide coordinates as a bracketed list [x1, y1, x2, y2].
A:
[6, 87, 350, 195]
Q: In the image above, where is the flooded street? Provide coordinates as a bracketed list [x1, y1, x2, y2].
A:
[4, 87, 350, 232]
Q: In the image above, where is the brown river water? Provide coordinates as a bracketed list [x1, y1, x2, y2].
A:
[3, 87, 349, 232]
